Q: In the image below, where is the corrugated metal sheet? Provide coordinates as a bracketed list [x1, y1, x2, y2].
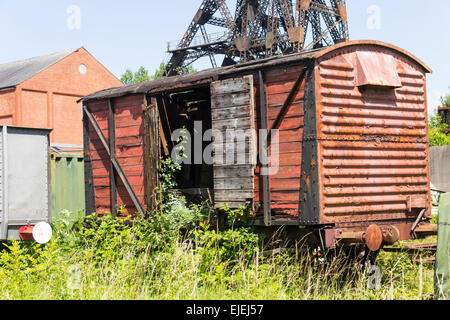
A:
[50, 154, 85, 219]
[0, 126, 51, 240]
[315, 45, 431, 225]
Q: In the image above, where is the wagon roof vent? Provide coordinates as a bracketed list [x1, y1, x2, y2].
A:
[355, 51, 402, 89]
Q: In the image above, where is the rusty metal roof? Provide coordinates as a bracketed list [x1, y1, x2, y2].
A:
[80, 40, 432, 103]
[0, 48, 80, 90]
[315, 40, 432, 73]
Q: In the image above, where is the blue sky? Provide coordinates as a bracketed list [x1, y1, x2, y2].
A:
[0, 0, 449, 113]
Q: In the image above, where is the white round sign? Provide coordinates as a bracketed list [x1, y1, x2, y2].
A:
[78, 64, 87, 75]
[32, 222, 53, 244]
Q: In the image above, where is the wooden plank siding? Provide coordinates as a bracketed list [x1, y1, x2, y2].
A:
[253, 65, 306, 217]
[86, 65, 308, 218]
[211, 76, 256, 208]
[87, 94, 146, 216]
[214, 66, 307, 217]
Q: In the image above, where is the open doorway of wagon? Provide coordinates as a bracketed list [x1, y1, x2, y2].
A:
[151, 85, 214, 203]
[50, 153, 86, 223]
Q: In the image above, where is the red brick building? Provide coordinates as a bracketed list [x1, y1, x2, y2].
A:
[0, 47, 123, 151]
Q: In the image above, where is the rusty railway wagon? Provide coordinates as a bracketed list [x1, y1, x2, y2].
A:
[80, 40, 436, 252]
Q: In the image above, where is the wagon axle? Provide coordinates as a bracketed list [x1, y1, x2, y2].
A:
[336, 224, 400, 252]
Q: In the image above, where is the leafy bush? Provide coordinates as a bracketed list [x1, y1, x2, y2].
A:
[441, 87, 450, 108]
[429, 114, 450, 146]
[191, 224, 262, 270]
[219, 204, 253, 227]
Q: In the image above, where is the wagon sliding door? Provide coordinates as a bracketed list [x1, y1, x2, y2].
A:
[211, 76, 256, 209]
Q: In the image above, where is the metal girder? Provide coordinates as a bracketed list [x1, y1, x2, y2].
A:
[215, 0, 235, 32]
[165, 0, 349, 75]
[165, 0, 221, 75]
[314, 0, 342, 42]
[200, 25, 218, 68]
[278, 0, 295, 29]
[207, 17, 227, 28]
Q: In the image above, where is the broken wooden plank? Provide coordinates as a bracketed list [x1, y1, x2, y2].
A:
[143, 103, 161, 210]
[159, 120, 169, 157]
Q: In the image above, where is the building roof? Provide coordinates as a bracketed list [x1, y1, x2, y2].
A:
[0, 48, 79, 90]
[80, 40, 432, 103]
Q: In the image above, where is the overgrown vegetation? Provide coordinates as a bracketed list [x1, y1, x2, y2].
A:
[0, 159, 438, 300]
[428, 88, 450, 146]
[428, 113, 450, 147]
[441, 86, 450, 108]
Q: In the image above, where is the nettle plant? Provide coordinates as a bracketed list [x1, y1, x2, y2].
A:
[219, 204, 253, 228]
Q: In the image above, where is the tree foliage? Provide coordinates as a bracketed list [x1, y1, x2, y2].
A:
[441, 86, 450, 108]
[428, 89, 450, 147]
[120, 66, 150, 85]
[151, 63, 167, 81]
[151, 63, 197, 80]
[429, 113, 450, 147]
[121, 63, 197, 85]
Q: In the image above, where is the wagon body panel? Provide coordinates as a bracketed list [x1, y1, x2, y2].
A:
[314, 44, 431, 227]
[85, 94, 146, 216]
[260, 65, 307, 218]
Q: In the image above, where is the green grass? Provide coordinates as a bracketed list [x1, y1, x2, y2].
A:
[0, 214, 437, 300]
[0, 161, 439, 300]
